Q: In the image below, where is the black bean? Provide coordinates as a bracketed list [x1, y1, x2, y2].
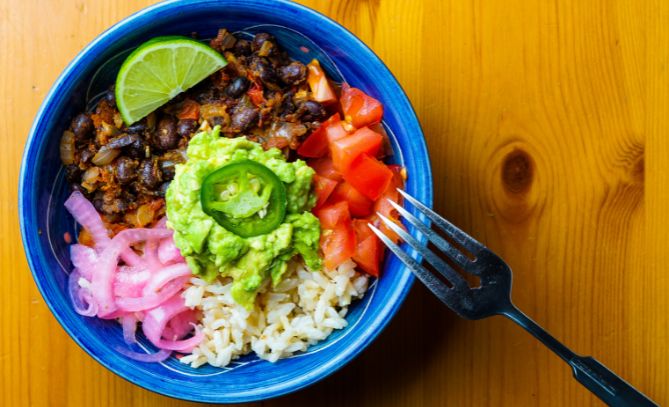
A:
[251, 58, 277, 87]
[71, 114, 93, 141]
[125, 137, 146, 159]
[177, 119, 198, 138]
[234, 39, 252, 56]
[301, 100, 327, 121]
[225, 77, 250, 98]
[252, 33, 275, 52]
[278, 62, 307, 86]
[279, 96, 296, 117]
[92, 191, 105, 212]
[230, 103, 259, 131]
[158, 182, 171, 197]
[106, 133, 139, 149]
[159, 160, 176, 180]
[159, 150, 186, 181]
[115, 156, 138, 184]
[155, 116, 179, 150]
[126, 122, 146, 134]
[210, 116, 230, 128]
[139, 159, 162, 188]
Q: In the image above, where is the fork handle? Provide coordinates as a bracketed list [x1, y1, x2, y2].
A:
[503, 307, 657, 406]
[570, 356, 657, 406]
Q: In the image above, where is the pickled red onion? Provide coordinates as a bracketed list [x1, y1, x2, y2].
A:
[113, 266, 151, 298]
[65, 191, 143, 266]
[142, 294, 203, 352]
[121, 315, 138, 344]
[68, 269, 97, 317]
[116, 276, 189, 313]
[143, 263, 191, 294]
[114, 347, 172, 363]
[63, 191, 202, 362]
[70, 244, 97, 280]
[157, 238, 184, 265]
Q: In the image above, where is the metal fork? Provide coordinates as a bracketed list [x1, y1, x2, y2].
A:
[369, 189, 657, 407]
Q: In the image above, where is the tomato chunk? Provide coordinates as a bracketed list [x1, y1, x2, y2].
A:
[297, 114, 341, 158]
[352, 218, 382, 276]
[352, 218, 375, 241]
[315, 201, 350, 230]
[331, 127, 383, 173]
[343, 154, 394, 200]
[329, 182, 373, 217]
[247, 82, 265, 106]
[316, 202, 355, 270]
[321, 221, 356, 270]
[325, 120, 350, 144]
[308, 157, 342, 181]
[340, 84, 383, 128]
[177, 99, 200, 121]
[313, 174, 338, 209]
[307, 60, 337, 104]
[353, 235, 382, 277]
[374, 164, 405, 243]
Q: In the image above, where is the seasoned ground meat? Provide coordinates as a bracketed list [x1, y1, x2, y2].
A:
[61, 27, 335, 227]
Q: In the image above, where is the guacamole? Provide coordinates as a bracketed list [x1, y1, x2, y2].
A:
[166, 127, 321, 308]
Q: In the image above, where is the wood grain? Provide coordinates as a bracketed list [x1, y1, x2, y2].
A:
[2, 0, 668, 405]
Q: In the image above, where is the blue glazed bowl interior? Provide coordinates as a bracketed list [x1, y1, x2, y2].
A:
[20, 0, 432, 403]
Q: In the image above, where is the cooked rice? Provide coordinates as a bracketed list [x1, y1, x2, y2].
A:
[179, 260, 368, 368]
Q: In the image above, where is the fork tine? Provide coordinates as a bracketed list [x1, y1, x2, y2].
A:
[375, 213, 469, 290]
[387, 199, 471, 268]
[397, 189, 484, 254]
[368, 224, 457, 307]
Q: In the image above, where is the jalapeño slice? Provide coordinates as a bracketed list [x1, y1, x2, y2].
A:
[200, 160, 287, 237]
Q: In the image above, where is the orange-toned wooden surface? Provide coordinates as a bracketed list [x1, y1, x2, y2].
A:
[2, 1, 668, 405]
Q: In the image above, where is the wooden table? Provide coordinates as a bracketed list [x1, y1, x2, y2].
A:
[2, 1, 667, 405]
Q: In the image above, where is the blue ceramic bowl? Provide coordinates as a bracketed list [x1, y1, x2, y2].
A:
[19, 0, 432, 403]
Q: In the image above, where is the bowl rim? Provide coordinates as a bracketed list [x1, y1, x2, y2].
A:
[19, 0, 433, 403]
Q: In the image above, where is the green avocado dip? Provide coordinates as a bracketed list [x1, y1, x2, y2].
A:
[166, 126, 321, 308]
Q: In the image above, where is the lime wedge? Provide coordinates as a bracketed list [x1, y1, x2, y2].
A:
[115, 37, 227, 125]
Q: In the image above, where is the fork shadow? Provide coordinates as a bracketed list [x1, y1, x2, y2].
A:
[268, 283, 459, 407]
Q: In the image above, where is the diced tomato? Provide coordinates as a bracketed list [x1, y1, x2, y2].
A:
[387, 164, 404, 182]
[297, 113, 340, 158]
[352, 218, 375, 240]
[325, 120, 350, 144]
[330, 127, 383, 173]
[315, 201, 350, 230]
[308, 157, 342, 181]
[371, 211, 403, 244]
[343, 154, 393, 200]
[374, 165, 403, 210]
[353, 235, 382, 276]
[307, 60, 337, 103]
[247, 82, 265, 106]
[373, 164, 405, 243]
[177, 99, 200, 121]
[321, 221, 356, 270]
[329, 182, 373, 217]
[316, 202, 355, 270]
[352, 216, 383, 276]
[313, 174, 338, 209]
[340, 83, 383, 128]
[368, 123, 392, 158]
